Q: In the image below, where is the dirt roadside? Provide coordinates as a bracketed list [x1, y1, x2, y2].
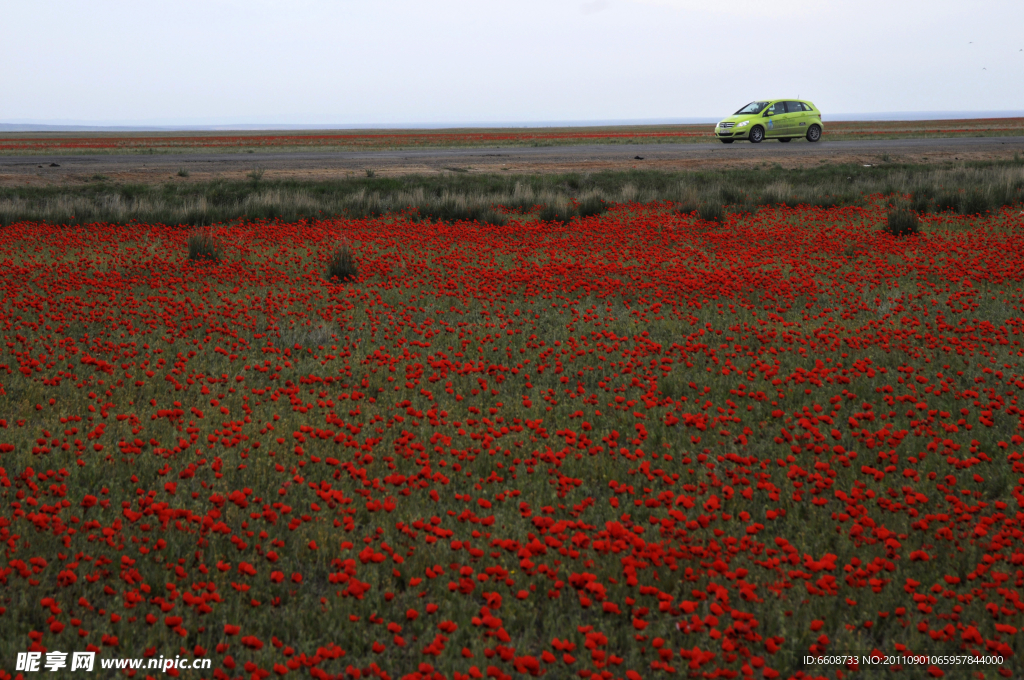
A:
[2, 137, 1022, 187]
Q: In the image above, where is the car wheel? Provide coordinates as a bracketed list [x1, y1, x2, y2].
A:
[749, 126, 764, 143]
[806, 125, 821, 142]
[720, 139, 734, 144]
[778, 137, 792, 143]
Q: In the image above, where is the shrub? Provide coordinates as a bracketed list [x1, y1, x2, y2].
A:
[673, 199, 698, 217]
[959, 190, 991, 215]
[731, 201, 758, 216]
[538, 204, 577, 224]
[799, 193, 847, 209]
[576, 197, 609, 218]
[991, 182, 1022, 208]
[719, 186, 746, 204]
[935, 190, 961, 214]
[758, 181, 793, 207]
[419, 201, 507, 226]
[187, 230, 223, 262]
[673, 188, 701, 216]
[697, 200, 724, 223]
[884, 204, 919, 237]
[326, 246, 358, 282]
[477, 209, 509, 226]
[910, 193, 932, 213]
[347, 204, 388, 219]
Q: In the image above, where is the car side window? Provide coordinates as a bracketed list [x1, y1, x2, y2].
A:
[767, 102, 784, 115]
[785, 101, 804, 112]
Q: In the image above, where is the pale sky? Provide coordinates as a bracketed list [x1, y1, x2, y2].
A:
[2, 0, 1023, 126]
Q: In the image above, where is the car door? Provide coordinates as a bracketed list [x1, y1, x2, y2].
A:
[762, 101, 787, 137]
[785, 102, 808, 136]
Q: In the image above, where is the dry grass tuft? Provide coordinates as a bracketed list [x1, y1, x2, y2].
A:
[326, 246, 358, 282]
[187, 229, 223, 262]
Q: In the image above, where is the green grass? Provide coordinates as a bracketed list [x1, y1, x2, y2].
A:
[0, 158, 1022, 227]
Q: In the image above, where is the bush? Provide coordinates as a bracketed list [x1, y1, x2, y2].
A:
[910, 193, 932, 213]
[991, 182, 1023, 208]
[933, 189, 993, 215]
[731, 201, 758, 216]
[959, 190, 991, 215]
[884, 204, 919, 237]
[538, 204, 577, 224]
[474, 209, 508, 227]
[697, 200, 724, 223]
[326, 246, 358, 282]
[935, 190, 961, 214]
[576, 197, 609, 218]
[673, 195, 700, 217]
[418, 201, 508, 226]
[719, 186, 747, 204]
[800, 194, 847, 209]
[187, 230, 222, 262]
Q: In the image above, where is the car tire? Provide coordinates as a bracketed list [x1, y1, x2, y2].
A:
[779, 137, 792, 143]
[720, 139, 734, 144]
[749, 126, 764, 143]
[806, 125, 821, 142]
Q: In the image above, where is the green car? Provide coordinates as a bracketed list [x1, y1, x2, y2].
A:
[715, 100, 823, 144]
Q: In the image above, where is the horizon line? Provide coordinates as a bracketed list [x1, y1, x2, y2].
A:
[3, 111, 1024, 133]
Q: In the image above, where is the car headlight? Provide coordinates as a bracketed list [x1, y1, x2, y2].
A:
[737, 121, 750, 127]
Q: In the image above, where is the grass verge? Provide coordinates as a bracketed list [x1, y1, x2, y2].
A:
[1, 159, 1022, 227]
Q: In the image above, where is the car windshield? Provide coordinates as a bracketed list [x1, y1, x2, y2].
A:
[734, 101, 769, 115]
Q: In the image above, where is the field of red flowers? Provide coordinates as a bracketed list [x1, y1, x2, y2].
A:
[1, 202, 1023, 680]
[0, 129, 709, 154]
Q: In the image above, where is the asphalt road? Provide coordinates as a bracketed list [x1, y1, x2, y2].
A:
[2, 136, 1022, 184]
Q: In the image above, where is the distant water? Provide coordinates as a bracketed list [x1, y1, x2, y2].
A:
[823, 111, 1024, 122]
[2, 112, 1023, 132]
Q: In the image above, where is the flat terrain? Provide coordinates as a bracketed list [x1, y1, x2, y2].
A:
[2, 206, 1022, 677]
[1, 121, 1022, 676]
[2, 117, 1022, 155]
[2, 135, 1023, 186]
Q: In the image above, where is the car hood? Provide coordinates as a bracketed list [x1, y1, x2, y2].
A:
[719, 114, 760, 124]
